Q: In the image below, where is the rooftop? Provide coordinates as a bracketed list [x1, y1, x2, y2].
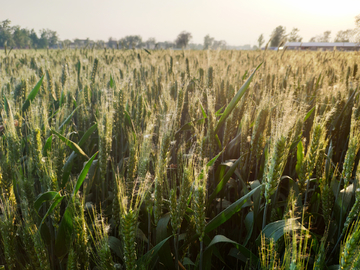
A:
[284, 42, 360, 47]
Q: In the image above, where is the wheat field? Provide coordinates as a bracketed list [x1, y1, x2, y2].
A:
[0, 47, 360, 269]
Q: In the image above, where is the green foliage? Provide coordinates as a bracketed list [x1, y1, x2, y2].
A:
[1, 48, 360, 270]
[0, 19, 58, 48]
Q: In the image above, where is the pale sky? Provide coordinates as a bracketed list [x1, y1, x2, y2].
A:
[2, 0, 360, 46]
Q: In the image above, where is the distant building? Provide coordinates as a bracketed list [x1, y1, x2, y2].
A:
[283, 42, 360, 51]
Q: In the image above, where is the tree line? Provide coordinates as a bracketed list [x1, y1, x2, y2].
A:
[258, 14, 360, 48]
[0, 21, 220, 50]
[0, 19, 58, 49]
[106, 32, 227, 50]
[2, 16, 360, 51]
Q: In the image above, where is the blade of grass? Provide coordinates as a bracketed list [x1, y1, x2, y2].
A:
[208, 157, 241, 204]
[205, 184, 262, 233]
[50, 128, 89, 159]
[58, 105, 81, 133]
[72, 152, 98, 196]
[39, 196, 64, 231]
[34, 191, 61, 212]
[61, 124, 98, 188]
[43, 135, 53, 157]
[22, 75, 44, 112]
[215, 63, 262, 133]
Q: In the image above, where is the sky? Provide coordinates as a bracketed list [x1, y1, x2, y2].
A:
[2, 0, 360, 46]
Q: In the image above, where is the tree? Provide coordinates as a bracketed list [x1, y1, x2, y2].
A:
[0, 19, 15, 47]
[107, 37, 117, 48]
[354, 14, 360, 43]
[257, 34, 265, 49]
[310, 31, 331, 43]
[96, 40, 106, 49]
[322, 31, 331, 42]
[12, 26, 31, 48]
[119, 35, 143, 49]
[334, 30, 353, 42]
[62, 39, 72, 48]
[175, 31, 192, 48]
[37, 29, 59, 48]
[288, 28, 302, 42]
[203, 35, 226, 50]
[0, 19, 59, 49]
[144, 37, 156, 49]
[204, 34, 214, 49]
[212, 40, 227, 50]
[38, 30, 49, 48]
[29, 29, 39, 48]
[270, 26, 286, 47]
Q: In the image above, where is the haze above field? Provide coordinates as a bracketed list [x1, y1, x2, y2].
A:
[2, 0, 360, 46]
